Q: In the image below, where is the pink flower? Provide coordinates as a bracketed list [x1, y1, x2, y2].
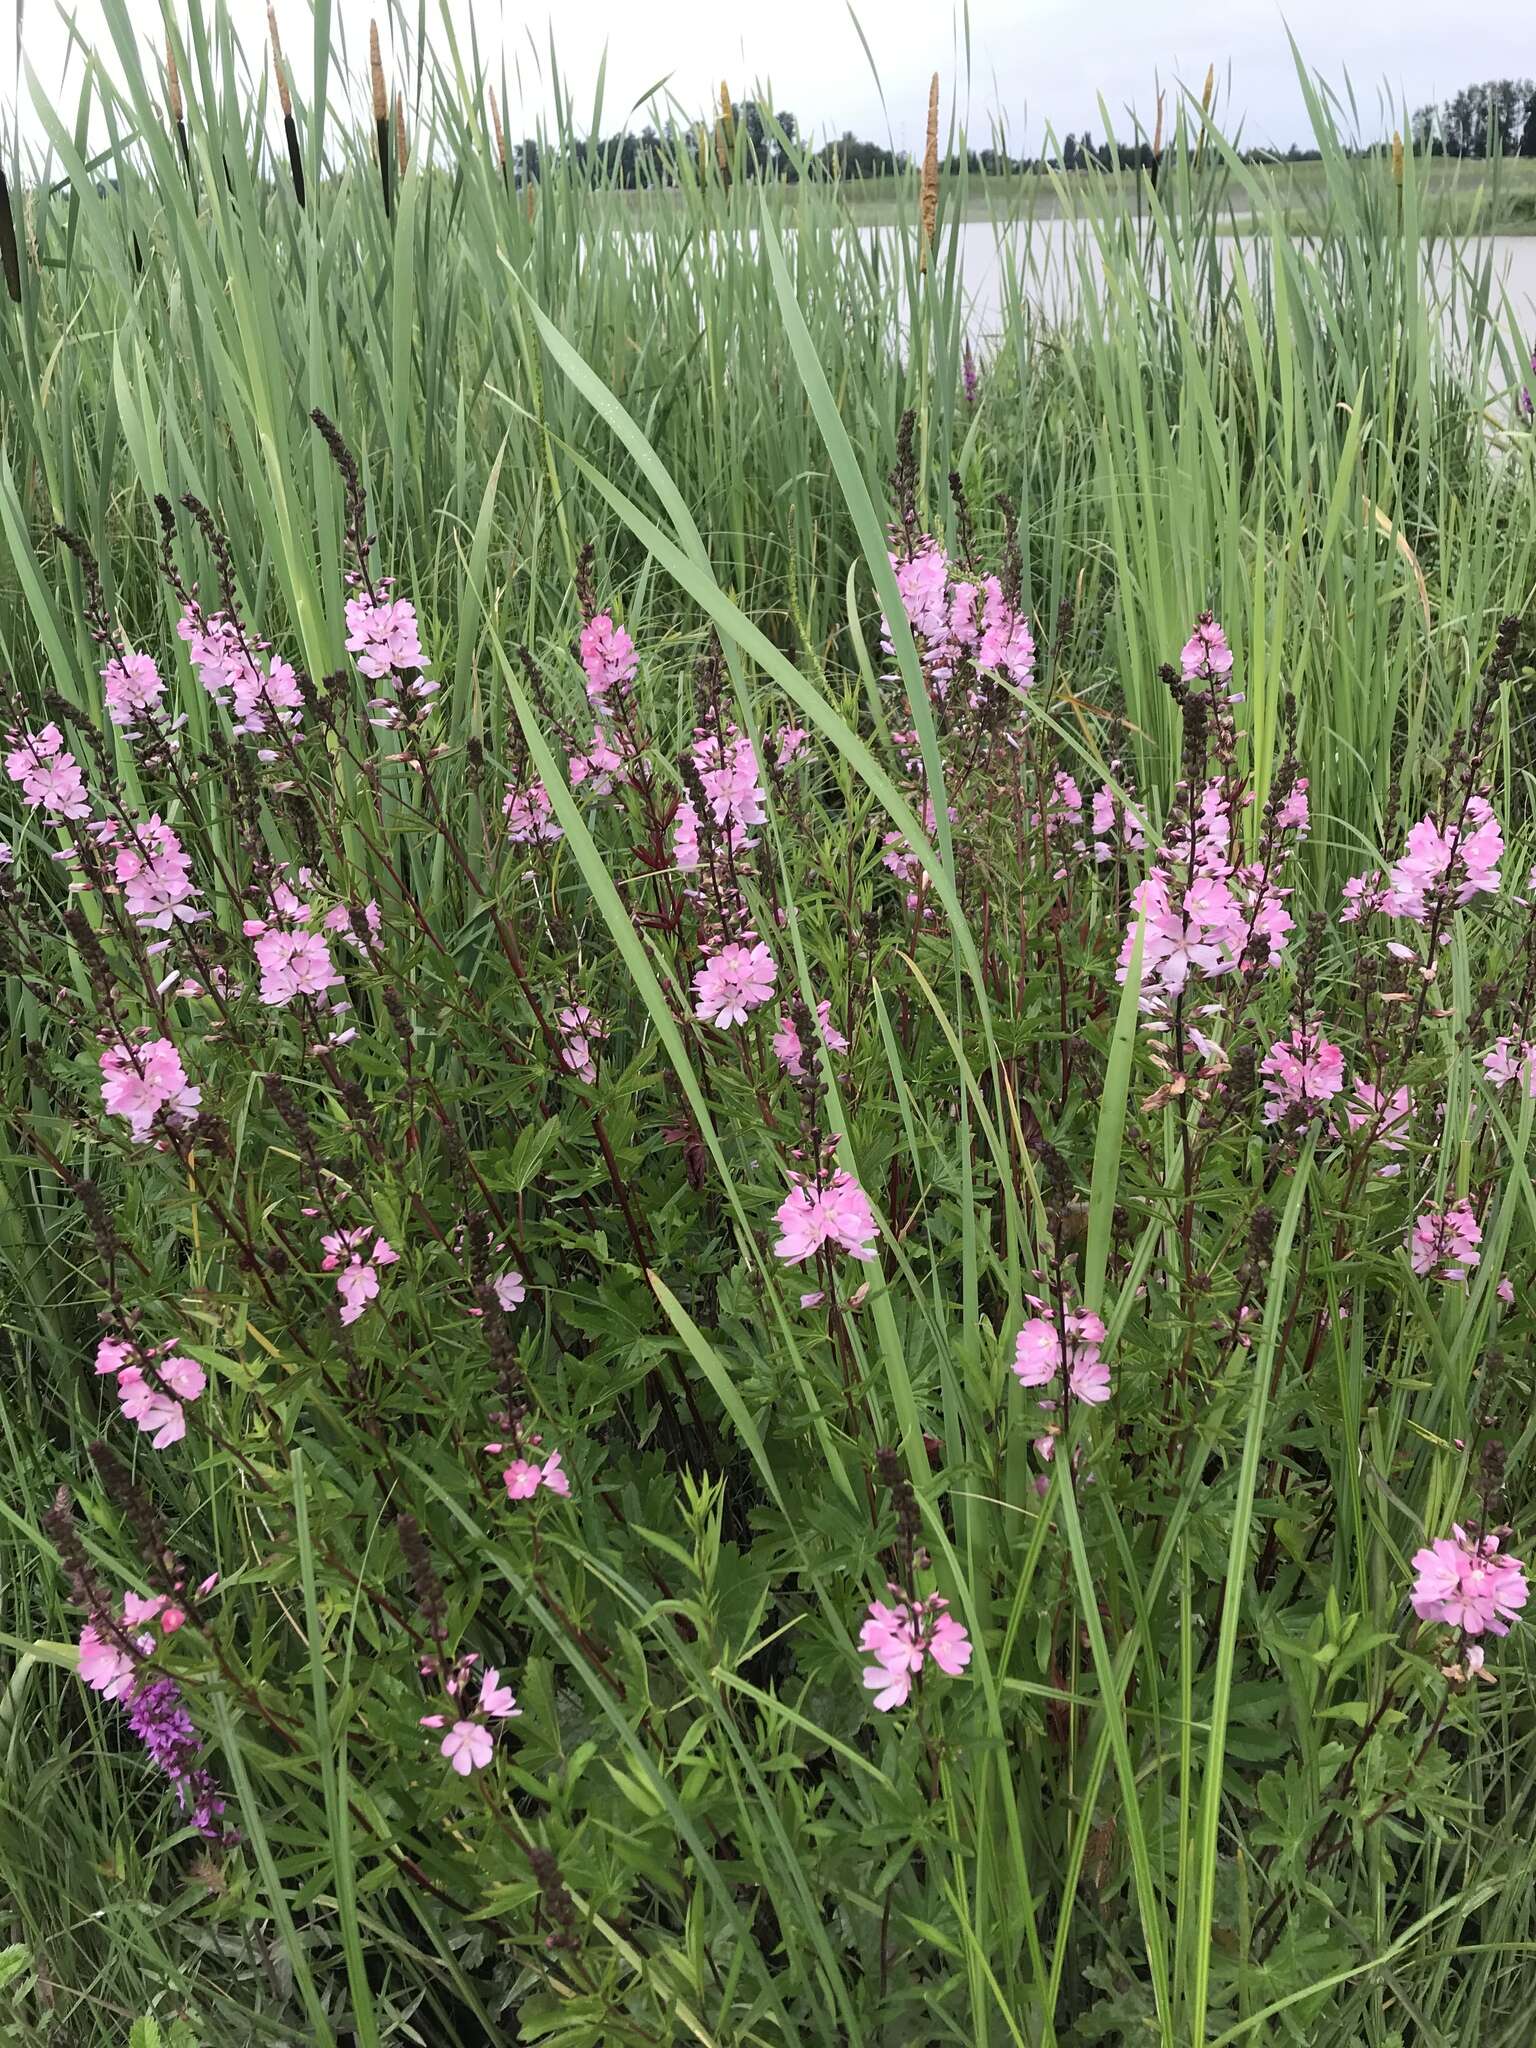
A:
[773, 1168, 879, 1265]
[1408, 1201, 1482, 1283]
[503, 781, 563, 844]
[440, 1720, 494, 1774]
[254, 927, 343, 1007]
[503, 1449, 570, 1501]
[345, 592, 428, 682]
[1013, 1297, 1111, 1404]
[78, 1625, 138, 1699]
[770, 1000, 849, 1076]
[692, 726, 766, 837]
[116, 1369, 188, 1449]
[111, 818, 202, 929]
[100, 1038, 201, 1142]
[321, 1229, 399, 1324]
[1180, 613, 1234, 681]
[975, 579, 1035, 688]
[493, 1271, 525, 1311]
[693, 941, 777, 1028]
[1259, 1027, 1346, 1124]
[4, 724, 91, 818]
[556, 1004, 605, 1084]
[1483, 1039, 1536, 1097]
[859, 1592, 972, 1711]
[1353, 798, 1506, 925]
[102, 651, 166, 730]
[478, 1667, 521, 1720]
[1411, 1525, 1528, 1636]
[673, 800, 701, 871]
[1275, 780, 1310, 833]
[578, 612, 638, 706]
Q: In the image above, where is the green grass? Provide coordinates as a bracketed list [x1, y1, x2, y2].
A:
[2, 7, 1536, 2046]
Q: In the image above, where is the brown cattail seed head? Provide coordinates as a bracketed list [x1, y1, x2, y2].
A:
[268, 9, 292, 119]
[369, 21, 387, 125]
[166, 37, 183, 124]
[919, 74, 940, 273]
[488, 89, 507, 169]
[395, 93, 407, 176]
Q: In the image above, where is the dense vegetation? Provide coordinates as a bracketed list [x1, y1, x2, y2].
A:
[4, 9, 1536, 2046]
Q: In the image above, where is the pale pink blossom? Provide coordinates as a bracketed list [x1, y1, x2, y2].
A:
[773, 1167, 879, 1265]
[1483, 1039, 1536, 1097]
[1259, 1027, 1346, 1124]
[1013, 1296, 1111, 1404]
[770, 1000, 849, 1076]
[1180, 612, 1234, 681]
[5, 724, 91, 818]
[321, 1229, 399, 1324]
[254, 927, 343, 1007]
[693, 941, 777, 1028]
[503, 781, 563, 844]
[578, 612, 638, 706]
[1411, 1525, 1527, 1636]
[859, 1592, 972, 1710]
[440, 1720, 494, 1775]
[1408, 1201, 1482, 1283]
[100, 1038, 201, 1142]
[102, 651, 166, 730]
[493, 1271, 525, 1311]
[503, 1449, 570, 1500]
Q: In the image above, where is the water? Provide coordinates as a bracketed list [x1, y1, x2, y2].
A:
[932, 219, 1536, 361]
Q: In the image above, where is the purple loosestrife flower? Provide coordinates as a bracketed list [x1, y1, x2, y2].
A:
[961, 340, 980, 405]
[75, 1596, 232, 1842]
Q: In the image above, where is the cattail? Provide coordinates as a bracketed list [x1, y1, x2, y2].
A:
[369, 19, 392, 216]
[919, 73, 939, 275]
[0, 166, 22, 304]
[488, 88, 507, 178]
[166, 34, 192, 183]
[1194, 64, 1215, 169]
[525, 176, 537, 226]
[1392, 129, 1404, 186]
[696, 121, 710, 185]
[1152, 89, 1165, 161]
[395, 92, 407, 178]
[268, 9, 305, 206]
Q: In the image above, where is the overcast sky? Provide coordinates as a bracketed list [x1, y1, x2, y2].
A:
[4, 0, 1532, 156]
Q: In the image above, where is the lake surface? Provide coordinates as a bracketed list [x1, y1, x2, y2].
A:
[926, 220, 1536, 363]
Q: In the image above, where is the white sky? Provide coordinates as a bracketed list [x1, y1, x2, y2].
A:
[3, 0, 1533, 156]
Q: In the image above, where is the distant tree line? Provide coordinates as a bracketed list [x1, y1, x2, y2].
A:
[1412, 79, 1536, 158]
[505, 77, 1536, 191]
